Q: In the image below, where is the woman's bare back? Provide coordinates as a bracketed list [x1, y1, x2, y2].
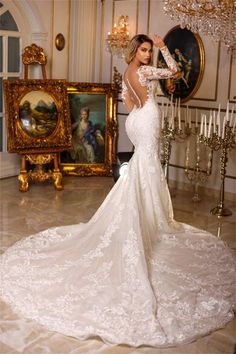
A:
[122, 46, 179, 112]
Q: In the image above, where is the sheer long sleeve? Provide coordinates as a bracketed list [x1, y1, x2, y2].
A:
[137, 46, 178, 86]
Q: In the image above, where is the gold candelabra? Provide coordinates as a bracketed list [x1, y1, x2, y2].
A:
[199, 121, 235, 216]
[161, 100, 213, 201]
[183, 117, 213, 202]
[161, 116, 178, 182]
[185, 134, 213, 202]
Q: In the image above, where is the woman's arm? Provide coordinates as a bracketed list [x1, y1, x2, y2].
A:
[137, 35, 178, 83]
[153, 35, 178, 74]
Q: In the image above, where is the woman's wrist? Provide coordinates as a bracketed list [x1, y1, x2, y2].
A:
[152, 35, 165, 49]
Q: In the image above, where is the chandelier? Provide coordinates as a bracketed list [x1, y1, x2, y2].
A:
[163, 0, 236, 55]
[106, 16, 130, 57]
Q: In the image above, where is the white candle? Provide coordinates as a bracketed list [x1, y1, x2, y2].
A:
[174, 99, 177, 118]
[189, 109, 191, 128]
[217, 105, 221, 136]
[204, 114, 207, 137]
[217, 103, 221, 134]
[171, 103, 174, 128]
[213, 110, 216, 133]
[216, 111, 220, 127]
[165, 101, 169, 118]
[200, 114, 204, 135]
[195, 108, 198, 127]
[178, 100, 181, 130]
[218, 119, 221, 137]
[233, 114, 236, 131]
[170, 95, 173, 122]
[226, 101, 229, 121]
[222, 115, 226, 139]
[186, 105, 188, 125]
[218, 103, 221, 118]
[186, 139, 190, 169]
[208, 112, 212, 137]
[230, 105, 234, 127]
[162, 97, 164, 117]
[161, 107, 165, 129]
[178, 116, 181, 130]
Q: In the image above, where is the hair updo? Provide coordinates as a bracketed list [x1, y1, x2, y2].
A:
[125, 34, 153, 64]
[80, 107, 90, 115]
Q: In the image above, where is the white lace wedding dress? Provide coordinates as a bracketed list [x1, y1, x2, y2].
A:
[1, 46, 235, 348]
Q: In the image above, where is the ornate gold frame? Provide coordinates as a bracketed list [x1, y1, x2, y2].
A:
[60, 83, 118, 176]
[157, 25, 205, 103]
[55, 33, 66, 51]
[4, 79, 72, 154]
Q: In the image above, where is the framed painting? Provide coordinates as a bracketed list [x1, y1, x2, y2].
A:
[157, 25, 205, 102]
[60, 83, 118, 176]
[3, 79, 72, 153]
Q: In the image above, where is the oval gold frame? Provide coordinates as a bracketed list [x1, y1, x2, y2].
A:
[55, 33, 65, 51]
[157, 25, 205, 103]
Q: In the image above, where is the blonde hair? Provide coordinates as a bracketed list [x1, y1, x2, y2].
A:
[125, 34, 153, 64]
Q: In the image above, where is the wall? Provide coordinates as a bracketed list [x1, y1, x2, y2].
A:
[0, 0, 70, 178]
[95, 0, 236, 197]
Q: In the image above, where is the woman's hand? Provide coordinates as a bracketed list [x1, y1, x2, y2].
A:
[152, 35, 165, 49]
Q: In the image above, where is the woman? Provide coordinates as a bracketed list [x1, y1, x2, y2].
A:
[70, 107, 97, 163]
[1, 34, 235, 348]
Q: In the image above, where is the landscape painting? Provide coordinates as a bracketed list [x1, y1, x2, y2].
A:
[19, 91, 58, 138]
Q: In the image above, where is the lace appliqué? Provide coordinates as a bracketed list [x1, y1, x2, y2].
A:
[1, 41, 235, 349]
[121, 80, 128, 102]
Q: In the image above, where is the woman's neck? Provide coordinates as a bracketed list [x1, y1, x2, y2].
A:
[129, 60, 141, 69]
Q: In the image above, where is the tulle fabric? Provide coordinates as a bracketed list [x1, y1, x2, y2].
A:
[1, 99, 235, 348]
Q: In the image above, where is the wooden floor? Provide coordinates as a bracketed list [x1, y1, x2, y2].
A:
[0, 176, 235, 354]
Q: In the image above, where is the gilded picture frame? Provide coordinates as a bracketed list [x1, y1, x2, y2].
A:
[55, 33, 66, 51]
[157, 25, 205, 102]
[3, 79, 72, 153]
[60, 83, 118, 176]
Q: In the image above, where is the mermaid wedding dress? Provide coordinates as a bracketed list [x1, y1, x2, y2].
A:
[1, 46, 235, 348]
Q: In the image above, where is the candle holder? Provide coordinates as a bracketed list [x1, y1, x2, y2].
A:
[161, 102, 214, 203]
[174, 113, 213, 202]
[161, 116, 179, 182]
[175, 122, 192, 140]
[184, 129, 213, 202]
[199, 122, 235, 217]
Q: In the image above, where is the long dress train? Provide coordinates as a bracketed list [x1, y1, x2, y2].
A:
[1, 46, 235, 348]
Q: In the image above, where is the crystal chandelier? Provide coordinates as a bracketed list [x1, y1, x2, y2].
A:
[163, 0, 236, 55]
[106, 16, 130, 57]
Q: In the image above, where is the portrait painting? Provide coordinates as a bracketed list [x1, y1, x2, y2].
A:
[60, 83, 118, 176]
[157, 26, 205, 102]
[19, 91, 58, 138]
[61, 93, 106, 164]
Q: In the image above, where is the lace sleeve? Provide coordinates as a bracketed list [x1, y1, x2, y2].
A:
[137, 46, 178, 86]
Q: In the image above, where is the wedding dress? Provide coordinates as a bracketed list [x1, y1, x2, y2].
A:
[1, 46, 235, 348]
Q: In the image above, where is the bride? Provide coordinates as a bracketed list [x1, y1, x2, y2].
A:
[1, 34, 235, 348]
